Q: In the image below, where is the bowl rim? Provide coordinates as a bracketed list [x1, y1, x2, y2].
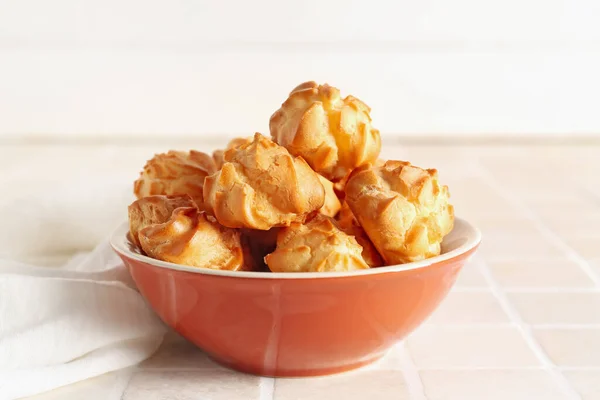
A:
[110, 217, 481, 279]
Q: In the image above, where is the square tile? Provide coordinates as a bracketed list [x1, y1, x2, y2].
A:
[420, 370, 569, 400]
[274, 370, 409, 400]
[452, 198, 516, 215]
[564, 371, 600, 400]
[457, 208, 538, 237]
[539, 209, 600, 220]
[373, 342, 407, 370]
[534, 328, 600, 367]
[491, 181, 561, 197]
[463, 214, 534, 233]
[140, 330, 218, 369]
[531, 205, 600, 220]
[488, 260, 594, 288]
[546, 222, 599, 239]
[406, 326, 540, 368]
[480, 224, 545, 238]
[123, 370, 261, 400]
[540, 213, 600, 234]
[454, 259, 488, 288]
[521, 192, 597, 208]
[478, 234, 565, 260]
[592, 259, 600, 275]
[457, 209, 522, 227]
[447, 180, 507, 204]
[426, 291, 509, 325]
[508, 292, 600, 324]
[562, 236, 600, 260]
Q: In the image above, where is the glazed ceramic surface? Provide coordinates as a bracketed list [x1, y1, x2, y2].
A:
[111, 218, 480, 377]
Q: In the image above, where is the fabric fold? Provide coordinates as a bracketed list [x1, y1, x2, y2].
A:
[0, 241, 167, 400]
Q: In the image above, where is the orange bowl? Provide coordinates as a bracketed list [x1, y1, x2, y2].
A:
[110, 218, 480, 377]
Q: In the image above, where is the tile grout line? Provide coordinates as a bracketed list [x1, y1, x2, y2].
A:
[454, 287, 600, 293]
[132, 365, 600, 372]
[258, 377, 275, 400]
[119, 366, 139, 400]
[398, 342, 428, 400]
[560, 366, 600, 371]
[417, 366, 549, 371]
[478, 259, 582, 399]
[502, 288, 600, 293]
[451, 287, 492, 292]
[416, 366, 600, 371]
[473, 256, 595, 262]
[530, 324, 600, 330]
[477, 256, 594, 263]
[422, 323, 600, 329]
[137, 367, 234, 372]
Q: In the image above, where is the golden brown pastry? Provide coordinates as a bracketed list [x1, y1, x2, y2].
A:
[265, 214, 370, 272]
[332, 158, 385, 200]
[203, 133, 325, 230]
[345, 161, 454, 264]
[138, 207, 250, 271]
[269, 81, 381, 181]
[332, 158, 386, 201]
[317, 175, 342, 217]
[128, 194, 198, 249]
[134, 150, 217, 210]
[336, 202, 383, 267]
[213, 137, 253, 169]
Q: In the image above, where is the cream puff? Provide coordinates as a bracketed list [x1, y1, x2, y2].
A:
[138, 206, 250, 271]
[345, 161, 454, 264]
[212, 137, 253, 169]
[134, 150, 217, 210]
[265, 214, 370, 272]
[203, 133, 325, 230]
[128, 194, 197, 249]
[270, 81, 381, 181]
[336, 202, 384, 268]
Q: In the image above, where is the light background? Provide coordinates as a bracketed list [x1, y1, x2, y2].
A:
[1, 0, 599, 139]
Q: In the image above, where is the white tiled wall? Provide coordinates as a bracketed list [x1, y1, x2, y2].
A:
[1, 0, 599, 138]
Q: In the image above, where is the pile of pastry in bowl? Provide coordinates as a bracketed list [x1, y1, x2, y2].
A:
[128, 81, 454, 273]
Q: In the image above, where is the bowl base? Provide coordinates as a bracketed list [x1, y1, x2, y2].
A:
[208, 353, 385, 377]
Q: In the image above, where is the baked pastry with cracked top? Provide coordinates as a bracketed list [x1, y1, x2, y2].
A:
[265, 214, 370, 272]
[270, 81, 381, 182]
[203, 133, 325, 230]
[336, 202, 383, 268]
[213, 137, 253, 169]
[345, 161, 454, 264]
[138, 206, 250, 271]
[128, 194, 197, 248]
[134, 150, 217, 210]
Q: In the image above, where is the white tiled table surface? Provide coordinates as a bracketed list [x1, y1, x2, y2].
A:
[2, 141, 600, 400]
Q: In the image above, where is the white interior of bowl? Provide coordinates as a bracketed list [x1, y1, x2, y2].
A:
[110, 218, 481, 279]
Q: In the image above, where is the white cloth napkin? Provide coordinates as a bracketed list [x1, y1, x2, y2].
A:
[0, 241, 168, 400]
